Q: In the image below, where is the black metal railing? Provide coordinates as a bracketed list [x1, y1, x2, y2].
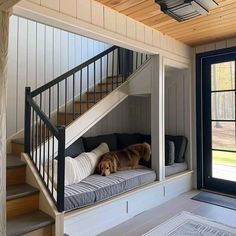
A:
[24, 46, 150, 212]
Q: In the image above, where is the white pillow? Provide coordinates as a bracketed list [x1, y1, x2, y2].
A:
[48, 156, 78, 187]
[73, 142, 109, 182]
[48, 142, 109, 187]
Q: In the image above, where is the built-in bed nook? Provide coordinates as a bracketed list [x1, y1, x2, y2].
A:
[22, 55, 194, 235]
[62, 63, 191, 213]
[164, 65, 191, 177]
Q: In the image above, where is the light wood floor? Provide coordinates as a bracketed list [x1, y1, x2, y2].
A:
[100, 190, 236, 236]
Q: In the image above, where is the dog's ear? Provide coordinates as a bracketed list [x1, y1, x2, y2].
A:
[95, 162, 102, 174]
[108, 160, 115, 173]
[142, 143, 151, 161]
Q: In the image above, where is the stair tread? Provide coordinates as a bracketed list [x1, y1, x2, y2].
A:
[98, 81, 122, 86]
[11, 138, 24, 145]
[7, 184, 39, 201]
[7, 210, 54, 236]
[7, 154, 25, 169]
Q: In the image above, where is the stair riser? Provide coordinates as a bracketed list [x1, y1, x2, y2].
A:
[23, 225, 53, 236]
[7, 167, 26, 186]
[7, 193, 39, 219]
[98, 83, 121, 91]
[106, 77, 123, 84]
[86, 92, 107, 101]
[11, 142, 24, 156]
[57, 114, 77, 125]
[74, 103, 94, 113]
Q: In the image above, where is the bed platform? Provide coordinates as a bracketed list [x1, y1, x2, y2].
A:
[165, 162, 188, 177]
[64, 169, 156, 211]
[63, 132, 188, 211]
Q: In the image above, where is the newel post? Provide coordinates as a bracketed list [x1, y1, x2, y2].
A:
[24, 87, 31, 154]
[57, 125, 65, 212]
[0, 10, 10, 236]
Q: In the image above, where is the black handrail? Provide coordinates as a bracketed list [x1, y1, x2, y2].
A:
[25, 45, 149, 212]
[31, 46, 118, 97]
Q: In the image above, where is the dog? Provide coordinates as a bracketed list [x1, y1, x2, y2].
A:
[96, 143, 151, 176]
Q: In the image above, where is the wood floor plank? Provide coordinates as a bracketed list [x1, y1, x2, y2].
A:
[99, 191, 236, 236]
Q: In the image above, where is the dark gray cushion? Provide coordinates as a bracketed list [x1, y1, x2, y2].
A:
[165, 141, 175, 166]
[64, 169, 156, 211]
[117, 133, 142, 149]
[82, 134, 118, 152]
[165, 135, 188, 163]
[65, 138, 85, 158]
[165, 162, 188, 176]
[140, 134, 151, 145]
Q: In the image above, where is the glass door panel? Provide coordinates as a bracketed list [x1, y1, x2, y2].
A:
[203, 54, 236, 194]
[210, 61, 236, 183]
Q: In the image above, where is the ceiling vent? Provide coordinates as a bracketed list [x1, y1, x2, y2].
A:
[155, 0, 218, 22]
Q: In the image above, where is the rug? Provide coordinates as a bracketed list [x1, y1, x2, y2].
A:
[143, 211, 236, 236]
[192, 191, 236, 211]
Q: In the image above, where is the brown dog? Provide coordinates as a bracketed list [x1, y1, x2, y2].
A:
[96, 143, 151, 176]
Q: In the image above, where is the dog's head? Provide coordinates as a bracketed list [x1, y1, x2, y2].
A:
[97, 159, 115, 176]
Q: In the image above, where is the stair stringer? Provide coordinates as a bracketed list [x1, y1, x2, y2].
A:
[65, 57, 153, 149]
[21, 152, 63, 236]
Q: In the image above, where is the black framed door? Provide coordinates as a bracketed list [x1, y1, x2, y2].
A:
[197, 48, 236, 195]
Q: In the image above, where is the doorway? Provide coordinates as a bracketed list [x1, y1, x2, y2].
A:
[197, 48, 236, 195]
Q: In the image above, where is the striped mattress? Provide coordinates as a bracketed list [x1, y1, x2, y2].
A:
[64, 169, 156, 211]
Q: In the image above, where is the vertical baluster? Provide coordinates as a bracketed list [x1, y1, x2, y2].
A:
[43, 122, 46, 180]
[80, 70, 82, 114]
[122, 50, 125, 82]
[146, 54, 148, 60]
[94, 62, 96, 104]
[100, 58, 102, 100]
[57, 83, 59, 125]
[117, 48, 120, 87]
[112, 50, 114, 91]
[39, 125, 42, 173]
[47, 127, 50, 187]
[65, 78, 67, 126]
[136, 52, 138, 70]
[72, 74, 75, 119]
[35, 114, 38, 167]
[106, 54, 109, 94]
[141, 53, 143, 65]
[49, 88, 51, 120]
[31, 110, 35, 160]
[39, 94, 42, 173]
[51, 135, 55, 195]
[87, 66, 89, 109]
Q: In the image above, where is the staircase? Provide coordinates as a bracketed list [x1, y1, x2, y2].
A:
[6, 155, 54, 236]
[7, 46, 149, 235]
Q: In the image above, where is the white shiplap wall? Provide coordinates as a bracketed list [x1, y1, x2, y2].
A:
[13, 0, 193, 64]
[7, 15, 110, 138]
[195, 38, 236, 54]
[84, 96, 151, 137]
[165, 69, 185, 136]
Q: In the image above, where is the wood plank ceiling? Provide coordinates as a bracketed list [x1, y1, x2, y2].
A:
[95, 0, 236, 46]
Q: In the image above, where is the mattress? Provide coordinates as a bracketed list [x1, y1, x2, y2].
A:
[64, 169, 156, 211]
[165, 162, 188, 177]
